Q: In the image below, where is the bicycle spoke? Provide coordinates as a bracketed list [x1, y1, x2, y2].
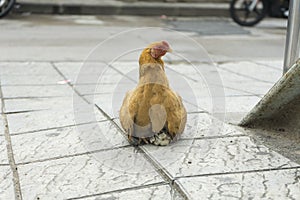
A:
[254, 8, 262, 15]
[244, 10, 250, 21]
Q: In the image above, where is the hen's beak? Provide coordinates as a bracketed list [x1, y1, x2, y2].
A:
[167, 48, 173, 53]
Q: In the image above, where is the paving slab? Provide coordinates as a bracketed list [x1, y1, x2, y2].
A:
[4, 96, 91, 113]
[6, 97, 106, 134]
[220, 80, 274, 97]
[199, 95, 261, 114]
[7, 110, 105, 134]
[0, 74, 64, 86]
[11, 121, 129, 164]
[0, 62, 57, 75]
[53, 62, 106, 78]
[216, 66, 275, 84]
[255, 60, 284, 71]
[215, 64, 279, 96]
[75, 83, 135, 96]
[54, 62, 110, 85]
[74, 70, 136, 95]
[82, 184, 183, 200]
[176, 168, 300, 200]
[180, 83, 252, 98]
[1, 85, 74, 98]
[227, 96, 261, 114]
[0, 136, 9, 165]
[182, 113, 247, 139]
[171, 62, 276, 96]
[18, 147, 165, 199]
[0, 115, 4, 135]
[218, 61, 282, 84]
[0, 166, 15, 199]
[141, 136, 299, 179]
[164, 62, 255, 97]
[87, 93, 118, 118]
[54, 62, 137, 87]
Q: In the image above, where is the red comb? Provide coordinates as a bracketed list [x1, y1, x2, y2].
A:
[162, 41, 170, 48]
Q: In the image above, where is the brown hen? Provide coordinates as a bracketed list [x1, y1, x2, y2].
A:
[119, 41, 187, 146]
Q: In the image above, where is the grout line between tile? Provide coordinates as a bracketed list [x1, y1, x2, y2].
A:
[65, 182, 168, 200]
[217, 65, 275, 84]
[16, 145, 132, 166]
[0, 163, 10, 167]
[180, 133, 248, 141]
[175, 166, 300, 180]
[9, 119, 109, 136]
[0, 81, 23, 200]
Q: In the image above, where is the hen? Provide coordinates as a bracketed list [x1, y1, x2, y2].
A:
[119, 41, 187, 146]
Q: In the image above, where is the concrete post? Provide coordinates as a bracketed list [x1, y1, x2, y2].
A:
[283, 0, 300, 74]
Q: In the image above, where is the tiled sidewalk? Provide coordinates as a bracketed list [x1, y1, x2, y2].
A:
[1, 60, 299, 199]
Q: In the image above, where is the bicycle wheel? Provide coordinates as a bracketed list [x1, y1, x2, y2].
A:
[0, 0, 15, 18]
[230, 0, 268, 26]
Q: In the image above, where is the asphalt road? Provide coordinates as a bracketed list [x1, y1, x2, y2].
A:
[0, 14, 287, 63]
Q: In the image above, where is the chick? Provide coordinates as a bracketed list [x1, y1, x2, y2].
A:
[120, 41, 187, 146]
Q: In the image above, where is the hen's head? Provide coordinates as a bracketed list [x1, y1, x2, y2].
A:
[147, 41, 172, 59]
[139, 41, 172, 77]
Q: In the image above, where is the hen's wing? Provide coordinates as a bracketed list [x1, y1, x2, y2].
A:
[120, 90, 151, 145]
[119, 91, 135, 139]
[163, 89, 187, 139]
